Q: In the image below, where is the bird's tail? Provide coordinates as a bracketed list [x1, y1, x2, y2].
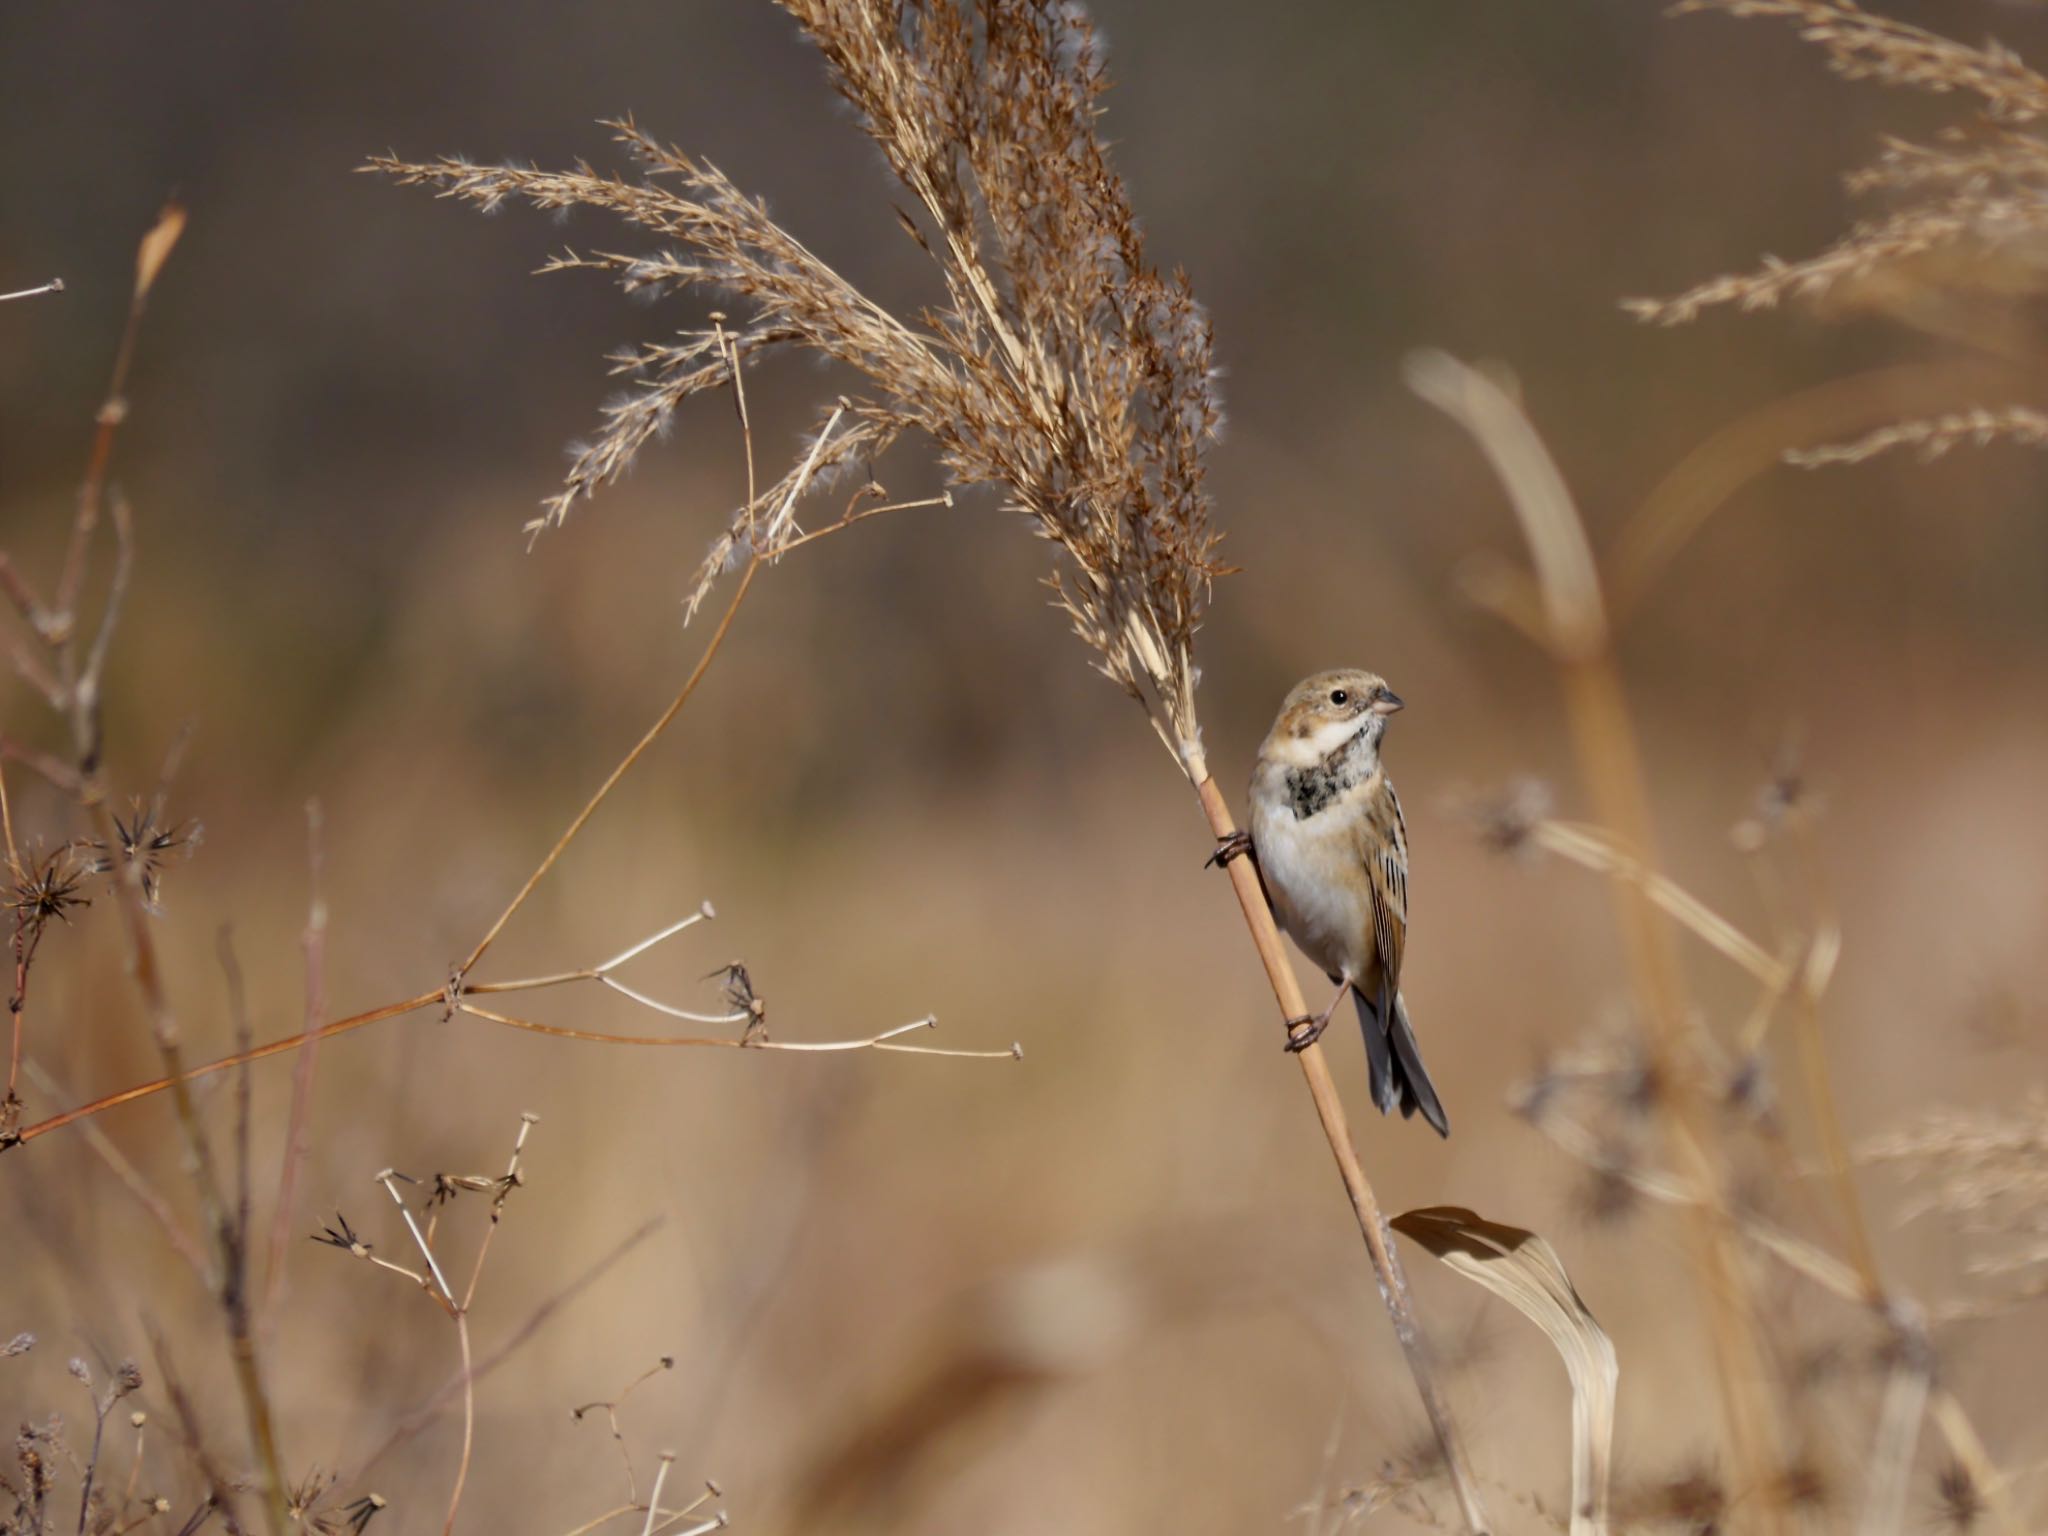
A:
[1355, 988, 1450, 1139]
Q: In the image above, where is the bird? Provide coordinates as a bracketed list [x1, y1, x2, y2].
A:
[1219, 668, 1449, 1138]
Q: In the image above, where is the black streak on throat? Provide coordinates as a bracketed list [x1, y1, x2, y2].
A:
[1284, 720, 1378, 821]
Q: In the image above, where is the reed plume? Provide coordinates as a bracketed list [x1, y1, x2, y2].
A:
[373, 0, 1224, 776]
[1629, 0, 2048, 466]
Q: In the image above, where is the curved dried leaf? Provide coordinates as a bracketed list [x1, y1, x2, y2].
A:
[1393, 1205, 1617, 1536]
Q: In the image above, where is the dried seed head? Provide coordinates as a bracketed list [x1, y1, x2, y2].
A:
[1723, 1054, 1774, 1120]
[92, 798, 199, 905]
[1458, 779, 1555, 859]
[1771, 1453, 1833, 1514]
[1572, 1146, 1642, 1229]
[1623, 1459, 1726, 1534]
[5, 842, 93, 932]
[1933, 1459, 1984, 1533]
[372, 0, 1229, 778]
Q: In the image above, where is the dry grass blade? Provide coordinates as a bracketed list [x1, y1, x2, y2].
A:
[1393, 1207, 1617, 1536]
[1403, 351, 1604, 660]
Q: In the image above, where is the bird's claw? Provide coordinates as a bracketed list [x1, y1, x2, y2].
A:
[1283, 1014, 1328, 1052]
[1207, 830, 1254, 870]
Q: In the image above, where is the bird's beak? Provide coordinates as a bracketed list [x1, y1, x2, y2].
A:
[1371, 689, 1405, 716]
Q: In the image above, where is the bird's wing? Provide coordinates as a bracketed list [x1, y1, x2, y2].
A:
[1362, 774, 1408, 992]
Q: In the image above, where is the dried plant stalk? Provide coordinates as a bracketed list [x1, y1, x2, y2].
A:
[1408, 351, 1786, 1527]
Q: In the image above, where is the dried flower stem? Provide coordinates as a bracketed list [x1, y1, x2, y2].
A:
[452, 555, 762, 984]
[263, 797, 328, 1332]
[352, 1216, 664, 1482]
[638, 1454, 674, 1536]
[0, 277, 64, 303]
[1194, 772, 1491, 1534]
[3, 202, 293, 1536]
[453, 1000, 1014, 1058]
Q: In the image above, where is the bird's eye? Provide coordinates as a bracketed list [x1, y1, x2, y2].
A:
[1329, 689, 1349, 706]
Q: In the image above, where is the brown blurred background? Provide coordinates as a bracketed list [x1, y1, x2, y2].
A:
[5, 2, 2048, 1530]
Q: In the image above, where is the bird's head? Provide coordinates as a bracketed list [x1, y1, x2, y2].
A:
[1264, 668, 1404, 768]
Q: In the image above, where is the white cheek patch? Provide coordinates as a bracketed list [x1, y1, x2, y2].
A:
[1302, 715, 1367, 760]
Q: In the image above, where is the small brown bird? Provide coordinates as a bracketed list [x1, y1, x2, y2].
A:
[1228, 668, 1449, 1137]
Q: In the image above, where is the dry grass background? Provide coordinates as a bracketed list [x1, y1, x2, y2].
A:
[5, 2, 2048, 1532]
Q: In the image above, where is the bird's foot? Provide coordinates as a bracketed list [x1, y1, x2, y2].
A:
[1283, 1014, 1329, 1052]
[1206, 830, 1254, 870]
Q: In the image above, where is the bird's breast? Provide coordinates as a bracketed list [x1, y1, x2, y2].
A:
[1250, 784, 1374, 983]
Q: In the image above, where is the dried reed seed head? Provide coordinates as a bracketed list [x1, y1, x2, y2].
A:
[1671, 1, 2048, 123]
[1632, 4, 2048, 334]
[1786, 404, 2048, 468]
[2, 1331, 35, 1357]
[373, 0, 1227, 777]
[1858, 1095, 2048, 1303]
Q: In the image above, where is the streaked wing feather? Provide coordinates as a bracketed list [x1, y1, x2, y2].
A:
[1365, 776, 1408, 990]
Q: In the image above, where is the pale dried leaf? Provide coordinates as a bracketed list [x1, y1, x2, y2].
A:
[1393, 1206, 1617, 1536]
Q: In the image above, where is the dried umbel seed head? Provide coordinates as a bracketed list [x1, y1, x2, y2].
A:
[1459, 779, 1555, 859]
[4, 842, 93, 932]
[92, 797, 200, 904]
[1934, 1459, 1985, 1533]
